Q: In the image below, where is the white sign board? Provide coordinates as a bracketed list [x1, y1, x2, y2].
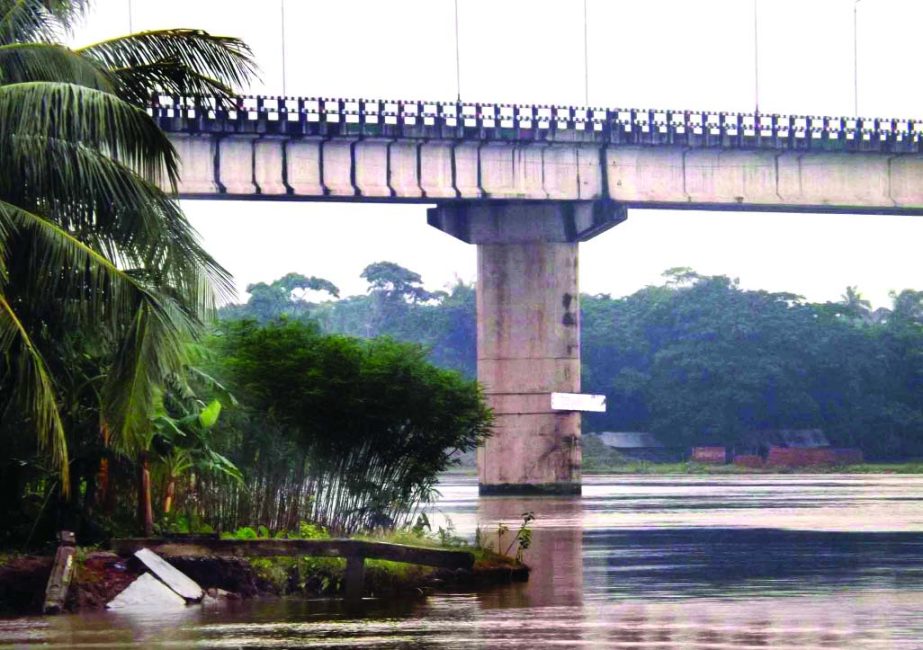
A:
[550, 392, 607, 413]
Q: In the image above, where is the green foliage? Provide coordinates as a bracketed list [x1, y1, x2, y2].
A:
[297, 522, 329, 540]
[206, 320, 491, 534]
[582, 270, 923, 459]
[219, 269, 476, 379]
[477, 512, 535, 563]
[198, 400, 222, 429]
[361, 261, 442, 304]
[161, 513, 213, 535]
[222, 273, 340, 323]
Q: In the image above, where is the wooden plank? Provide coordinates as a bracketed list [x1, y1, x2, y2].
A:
[134, 548, 204, 602]
[42, 545, 76, 614]
[343, 556, 365, 602]
[113, 538, 474, 570]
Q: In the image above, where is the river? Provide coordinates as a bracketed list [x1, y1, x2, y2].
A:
[2, 474, 923, 648]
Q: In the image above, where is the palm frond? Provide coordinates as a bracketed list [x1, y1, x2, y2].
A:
[77, 29, 256, 103]
[0, 199, 200, 454]
[0, 42, 112, 88]
[0, 0, 88, 45]
[0, 290, 68, 488]
[102, 299, 194, 454]
[0, 198, 194, 336]
[1, 133, 233, 306]
[107, 62, 236, 106]
[0, 81, 179, 188]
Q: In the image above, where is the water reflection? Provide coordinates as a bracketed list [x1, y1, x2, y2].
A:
[2, 475, 923, 648]
[586, 527, 923, 599]
[477, 495, 583, 609]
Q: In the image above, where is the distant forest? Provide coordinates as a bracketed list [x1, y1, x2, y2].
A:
[220, 263, 923, 461]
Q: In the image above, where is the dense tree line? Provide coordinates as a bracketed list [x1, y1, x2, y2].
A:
[226, 264, 923, 461]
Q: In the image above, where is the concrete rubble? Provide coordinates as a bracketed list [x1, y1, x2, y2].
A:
[106, 549, 204, 611]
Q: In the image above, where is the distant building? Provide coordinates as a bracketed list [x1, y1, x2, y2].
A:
[595, 432, 685, 462]
[740, 429, 830, 457]
[739, 429, 862, 467]
[691, 447, 727, 464]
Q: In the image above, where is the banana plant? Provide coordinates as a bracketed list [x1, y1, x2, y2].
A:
[153, 391, 242, 521]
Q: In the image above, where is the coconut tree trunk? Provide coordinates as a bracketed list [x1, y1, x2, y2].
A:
[138, 451, 154, 536]
[95, 423, 113, 514]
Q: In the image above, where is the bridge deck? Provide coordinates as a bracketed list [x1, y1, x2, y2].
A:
[153, 95, 923, 215]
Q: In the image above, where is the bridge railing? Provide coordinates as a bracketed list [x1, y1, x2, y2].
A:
[149, 94, 923, 153]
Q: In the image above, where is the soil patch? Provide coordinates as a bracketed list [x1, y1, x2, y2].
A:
[0, 556, 52, 615]
[67, 552, 141, 611]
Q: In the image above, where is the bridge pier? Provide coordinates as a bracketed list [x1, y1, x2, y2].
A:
[428, 201, 625, 495]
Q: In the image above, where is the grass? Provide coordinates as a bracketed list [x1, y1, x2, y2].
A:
[220, 520, 524, 597]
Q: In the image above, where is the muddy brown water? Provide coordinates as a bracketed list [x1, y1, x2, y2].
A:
[2, 474, 923, 648]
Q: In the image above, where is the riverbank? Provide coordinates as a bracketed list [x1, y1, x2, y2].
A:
[446, 437, 923, 476]
[581, 461, 923, 475]
[0, 536, 528, 616]
[444, 463, 923, 477]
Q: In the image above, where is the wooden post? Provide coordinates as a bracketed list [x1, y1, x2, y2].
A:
[343, 555, 365, 602]
[43, 531, 77, 615]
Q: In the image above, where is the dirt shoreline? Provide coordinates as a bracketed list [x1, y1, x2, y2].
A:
[0, 550, 529, 616]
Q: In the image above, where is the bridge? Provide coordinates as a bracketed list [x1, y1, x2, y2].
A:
[154, 94, 923, 495]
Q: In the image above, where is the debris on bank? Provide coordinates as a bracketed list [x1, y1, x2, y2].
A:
[0, 534, 529, 615]
[132, 548, 204, 602]
[106, 548, 204, 610]
[106, 572, 187, 610]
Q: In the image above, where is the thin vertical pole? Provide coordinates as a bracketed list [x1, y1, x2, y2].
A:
[454, 0, 462, 101]
[854, 0, 861, 116]
[281, 0, 287, 96]
[128, 0, 133, 32]
[583, 0, 589, 106]
[753, 0, 760, 114]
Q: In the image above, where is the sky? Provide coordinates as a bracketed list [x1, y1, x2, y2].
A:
[69, 0, 923, 307]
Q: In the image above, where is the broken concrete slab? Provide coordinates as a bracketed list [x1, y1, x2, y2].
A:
[134, 548, 204, 602]
[106, 572, 186, 610]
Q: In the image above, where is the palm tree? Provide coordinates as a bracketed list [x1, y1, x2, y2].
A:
[840, 286, 872, 323]
[0, 0, 254, 534]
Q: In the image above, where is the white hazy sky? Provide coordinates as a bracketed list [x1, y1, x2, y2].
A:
[71, 0, 923, 306]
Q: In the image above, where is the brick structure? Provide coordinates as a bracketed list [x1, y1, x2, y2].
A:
[691, 447, 727, 464]
[766, 447, 864, 467]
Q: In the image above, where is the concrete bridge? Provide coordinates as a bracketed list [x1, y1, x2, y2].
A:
[154, 94, 923, 495]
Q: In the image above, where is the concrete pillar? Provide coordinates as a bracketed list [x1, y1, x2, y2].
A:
[477, 241, 581, 493]
[428, 201, 626, 495]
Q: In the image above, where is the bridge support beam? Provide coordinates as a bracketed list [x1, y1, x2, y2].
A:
[428, 201, 626, 495]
